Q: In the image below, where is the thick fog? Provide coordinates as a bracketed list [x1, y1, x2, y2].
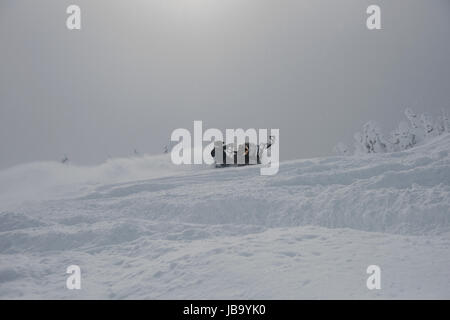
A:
[1, 0, 449, 169]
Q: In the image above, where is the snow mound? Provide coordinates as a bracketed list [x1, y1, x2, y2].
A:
[54, 134, 450, 235]
[1, 134, 449, 235]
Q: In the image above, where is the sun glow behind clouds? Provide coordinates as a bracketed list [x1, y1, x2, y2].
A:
[158, 0, 234, 21]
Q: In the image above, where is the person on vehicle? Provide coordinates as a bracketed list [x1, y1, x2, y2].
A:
[211, 137, 274, 166]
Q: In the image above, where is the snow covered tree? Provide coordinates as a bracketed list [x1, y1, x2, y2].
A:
[343, 108, 448, 156]
[404, 108, 420, 129]
[404, 108, 426, 144]
[389, 121, 415, 152]
[420, 113, 438, 139]
[433, 109, 448, 135]
[354, 121, 390, 154]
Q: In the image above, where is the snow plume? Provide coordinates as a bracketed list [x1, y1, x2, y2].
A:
[0, 153, 201, 210]
[335, 108, 450, 155]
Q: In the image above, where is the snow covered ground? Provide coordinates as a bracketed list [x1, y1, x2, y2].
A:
[0, 134, 450, 299]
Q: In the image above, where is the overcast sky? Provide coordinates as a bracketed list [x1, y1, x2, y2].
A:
[1, 0, 449, 169]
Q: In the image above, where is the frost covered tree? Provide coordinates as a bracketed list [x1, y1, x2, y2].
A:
[420, 113, 438, 139]
[354, 121, 389, 154]
[429, 109, 448, 136]
[389, 121, 415, 152]
[404, 108, 420, 129]
[404, 108, 426, 144]
[340, 108, 449, 156]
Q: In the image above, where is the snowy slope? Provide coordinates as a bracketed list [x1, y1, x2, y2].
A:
[0, 134, 449, 299]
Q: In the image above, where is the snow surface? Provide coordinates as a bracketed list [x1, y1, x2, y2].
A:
[0, 135, 450, 299]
